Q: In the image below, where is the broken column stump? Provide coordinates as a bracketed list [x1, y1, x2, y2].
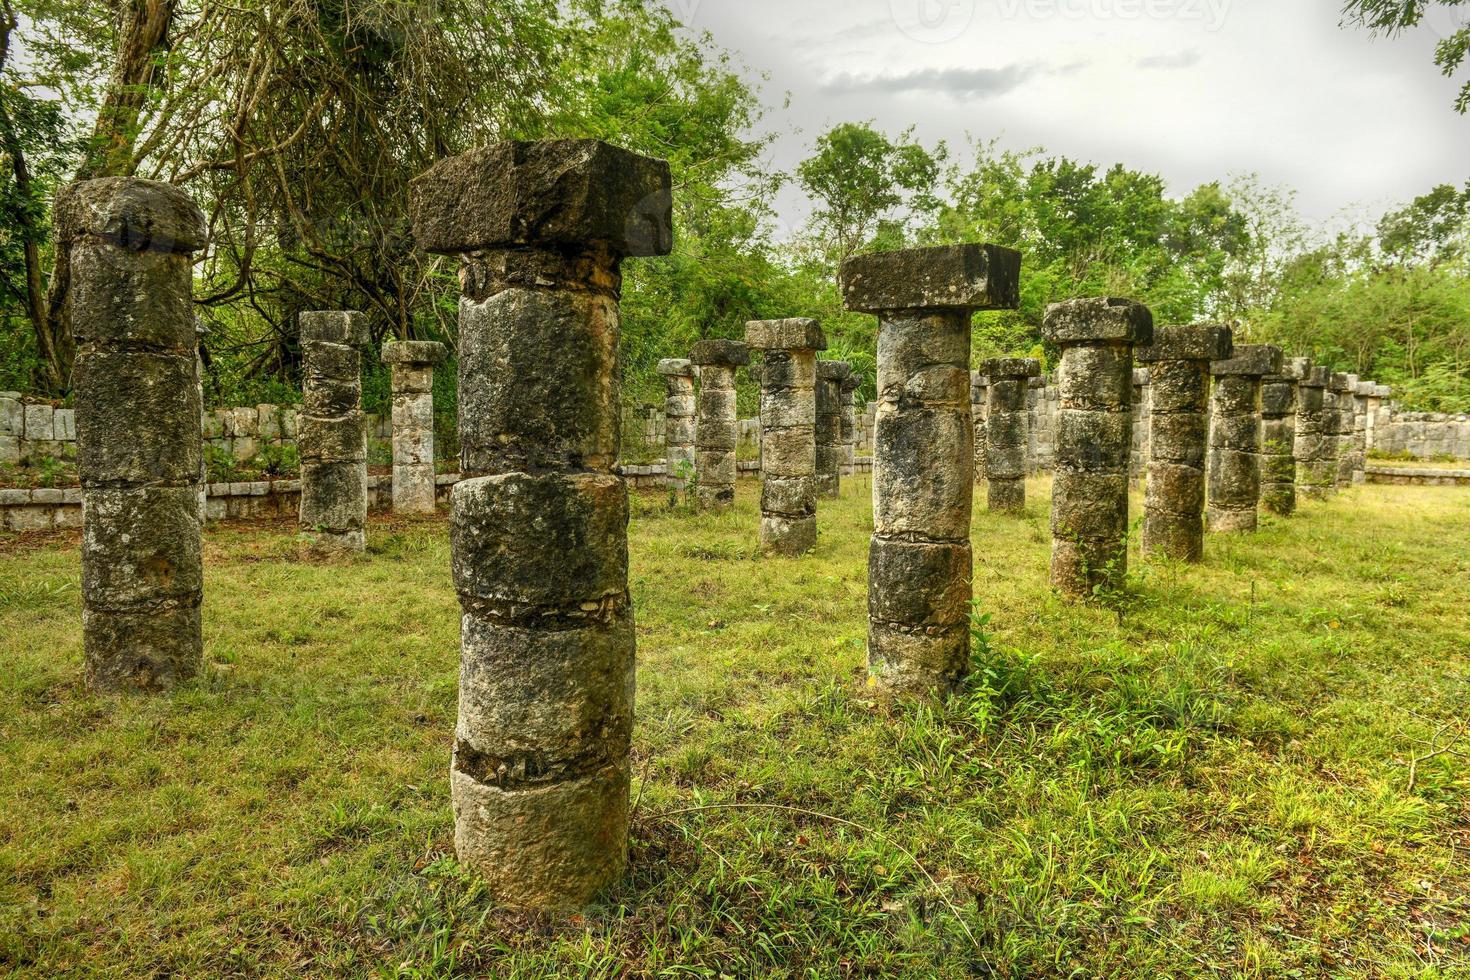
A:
[816, 360, 851, 498]
[746, 318, 825, 555]
[841, 243, 1022, 697]
[1207, 344, 1283, 533]
[59, 177, 207, 692]
[299, 311, 370, 551]
[1260, 358, 1305, 517]
[1042, 298, 1154, 599]
[410, 139, 673, 909]
[690, 339, 749, 513]
[381, 340, 448, 514]
[658, 358, 697, 492]
[982, 357, 1041, 514]
[1137, 323, 1233, 563]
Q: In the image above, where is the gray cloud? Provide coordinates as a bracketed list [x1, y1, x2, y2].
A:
[1136, 49, 1203, 70]
[820, 62, 1058, 100]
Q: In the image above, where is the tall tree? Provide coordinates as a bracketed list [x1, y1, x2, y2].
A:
[1343, 0, 1470, 112]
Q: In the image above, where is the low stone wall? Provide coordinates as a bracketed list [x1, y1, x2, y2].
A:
[1372, 411, 1470, 460]
[1365, 465, 1470, 487]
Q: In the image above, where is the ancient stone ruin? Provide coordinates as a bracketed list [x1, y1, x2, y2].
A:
[841, 243, 1022, 696]
[658, 358, 697, 492]
[1260, 358, 1306, 517]
[1043, 297, 1153, 598]
[840, 372, 862, 476]
[298, 311, 370, 551]
[1328, 373, 1354, 491]
[982, 357, 1041, 514]
[816, 360, 851, 498]
[410, 138, 673, 909]
[381, 340, 447, 514]
[690, 339, 749, 512]
[1207, 344, 1282, 533]
[970, 371, 990, 484]
[1137, 323, 1233, 563]
[1295, 365, 1334, 498]
[746, 318, 825, 556]
[59, 177, 207, 692]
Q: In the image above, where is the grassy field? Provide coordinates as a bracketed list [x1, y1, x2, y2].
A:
[2, 477, 1469, 977]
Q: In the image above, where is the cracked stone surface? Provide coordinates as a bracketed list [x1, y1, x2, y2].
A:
[411, 138, 672, 910]
[299, 311, 368, 550]
[747, 319, 825, 555]
[841, 243, 1021, 698]
[57, 177, 207, 692]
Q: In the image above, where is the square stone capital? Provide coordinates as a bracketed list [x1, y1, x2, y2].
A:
[55, 177, 207, 254]
[840, 373, 863, 394]
[818, 360, 852, 382]
[745, 318, 826, 352]
[1211, 344, 1282, 378]
[981, 357, 1041, 379]
[301, 311, 370, 347]
[1135, 323, 1232, 363]
[1329, 372, 1352, 392]
[690, 339, 750, 368]
[410, 140, 673, 258]
[970, 372, 991, 388]
[1373, 384, 1392, 398]
[656, 358, 694, 377]
[1299, 366, 1329, 388]
[1133, 368, 1150, 386]
[1042, 297, 1154, 346]
[840, 243, 1021, 314]
[1353, 381, 1377, 397]
[381, 340, 448, 366]
[1282, 357, 1312, 381]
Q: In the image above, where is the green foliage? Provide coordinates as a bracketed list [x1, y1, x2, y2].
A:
[1345, 0, 1470, 112]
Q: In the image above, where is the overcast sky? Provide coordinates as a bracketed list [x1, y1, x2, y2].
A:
[659, 0, 1467, 235]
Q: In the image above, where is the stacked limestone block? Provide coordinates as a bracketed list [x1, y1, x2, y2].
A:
[690, 340, 748, 512]
[1130, 368, 1150, 486]
[1364, 383, 1391, 458]
[381, 341, 447, 514]
[1043, 298, 1153, 598]
[658, 359, 697, 491]
[816, 361, 851, 498]
[841, 243, 1021, 697]
[410, 139, 673, 909]
[1137, 324, 1232, 563]
[299, 311, 369, 550]
[1260, 358, 1305, 517]
[1328, 373, 1354, 490]
[983, 358, 1041, 514]
[1207, 344, 1282, 533]
[840, 373, 862, 476]
[746, 318, 825, 555]
[1351, 381, 1372, 484]
[970, 372, 990, 483]
[58, 178, 207, 692]
[1295, 366, 1335, 499]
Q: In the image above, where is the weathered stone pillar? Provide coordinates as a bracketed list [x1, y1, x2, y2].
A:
[1137, 324, 1232, 563]
[1351, 380, 1371, 484]
[1207, 344, 1282, 533]
[1365, 383, 1390, 456]
[746, 318, 825, 556]
[690, 340, 748, 512]
[1260, 358, 1304, 517]
[1130, 368, 1150, 486]
[983, 357, 1040, 514]
[815, 360, 850, 498]
[60, 177, 207, 692]
[1329, 373, 1353, 489]
[1043, 299, 1152, 598]
[840, 243, 1021, 696]
[410, 139, 673, 909]
[299, 311, 369, 550]
[381, 341, 447, 514]
[1295, 365, 1335, 499]
[658, 358, 697, 491]
[840, 372, 862, 476]
[970, 372, 990, 483]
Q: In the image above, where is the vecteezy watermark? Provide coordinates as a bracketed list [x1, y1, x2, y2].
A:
[891, 0, 980, 45]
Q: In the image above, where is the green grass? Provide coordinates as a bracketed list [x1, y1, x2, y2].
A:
[2, 477, 1469, 977]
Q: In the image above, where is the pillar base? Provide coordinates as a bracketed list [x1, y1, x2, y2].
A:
[1207, 507, 1258, 533]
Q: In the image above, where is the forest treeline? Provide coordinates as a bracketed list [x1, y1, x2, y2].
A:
[2, 0, 1467, 417]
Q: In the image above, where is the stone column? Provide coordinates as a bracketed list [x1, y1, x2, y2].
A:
[1295, 365, 1335, 499]
[840, 243, 1021, 696]
[1130, 368, 1150, 486]
[983, 358, 1041, 514]
[658, 358, 697, 491]
[381, 341, 447, 514]
[410, 139, 673, 909]
[1260, 358, 1304, 517]
[840, 373, 862, 476]
[1137, 324, 1232, 563]
[59, 177, 207, 692]
[1365, 383, 1390, 457]
[690, 340, 748, 512]
[1351, 380, 1372, 484]
[1329, 373, 1353, 489]
[1044, 299, 1153, 599]
[1207, 344, 1282, 533]
[746, 318, 825, 555]
[970, 372, 990, 484]
[299, 311, 369, 550]
[816, 360, 851, 498]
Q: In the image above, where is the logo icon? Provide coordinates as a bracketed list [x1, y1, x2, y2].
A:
[890, 0, 977, 45]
